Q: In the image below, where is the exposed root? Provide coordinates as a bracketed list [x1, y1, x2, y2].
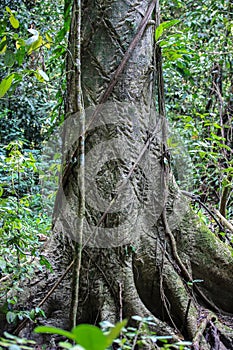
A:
[122, 255, 180, 341]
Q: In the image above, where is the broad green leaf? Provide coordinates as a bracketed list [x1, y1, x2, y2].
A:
[4, 50, 15, 67]
[45, 33, 53, 42]
[0, 36, 7, 54]
[106, 320, 127, 347]
[28, 36, 43, 54]
[71, 324, 107, 350]
[34, 326, 76, 341]
[5, 6, 13, 15]
[37, 69, 49, 82]
[0, 74, 14, 98]
[45, 41, 51, 49]
[155, 25, 163, 41]
[9, 15, 19, 29]
[155, 19, 180, 41]
[161, 19, 180, 30]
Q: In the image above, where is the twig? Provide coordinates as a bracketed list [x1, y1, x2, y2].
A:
[162, 209, 192, 282]
[212, 208, 233, 234]
[119, 282, 123, 323]
[219, 184, 231, 218]
[0, 274, 11, 283]
[132, 321, 142, 350]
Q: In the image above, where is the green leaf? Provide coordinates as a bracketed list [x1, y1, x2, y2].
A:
[4, 50, 15, 67]
[6, 311, 17, 324]
[155, 19, 180, 41]
[58, 342, 73, 349]
[15, 47, 26, 65]
[106, 320, 127, 347]
[9, 15, 19, 29]
[45, 32, 53, 42]
[39, 255, 52, 270]
[28, 36, 43, 54]
[0, 74, 14, 98]
[161, 19, 180, 30]
[71, 324, 107, 350]
[34, 326, 76, 341]
[4, 332, 19, 340]
[0, 36, 7, 54]
[5, 6, 13, 15]
[155, 25, 164, 41]
[223, 167, 233, 173]
[131, 315, 143, 321]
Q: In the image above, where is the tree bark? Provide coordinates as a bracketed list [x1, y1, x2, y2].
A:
[4, 0, 233, 348]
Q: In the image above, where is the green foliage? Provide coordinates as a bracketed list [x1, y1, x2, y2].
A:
[6, 306, 45, 325]
[0, 1, 67, 147]
[35, 320, 127, 350]
[155, 20, 180, 41]
[160, 0, 233, 221]
[0, 141, 51, 300]
[0, 0, 70, 321]
[0, 332, 35, 350]
[35, 317, 192, 350]
[0, 75, 14, 98]
[0, 6, 52, 98]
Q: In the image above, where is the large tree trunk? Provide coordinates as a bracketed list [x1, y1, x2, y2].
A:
[7, 0, 233, 348]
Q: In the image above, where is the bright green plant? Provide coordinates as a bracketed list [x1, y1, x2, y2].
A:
[35, 320, 128, 350]
[34, 317, 192, 350]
